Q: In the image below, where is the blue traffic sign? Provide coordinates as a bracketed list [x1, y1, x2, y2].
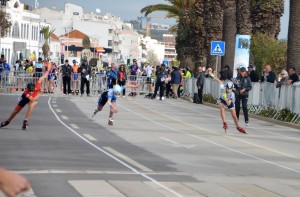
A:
[162, 60, 169, 67]
[211, 41, 225, 56]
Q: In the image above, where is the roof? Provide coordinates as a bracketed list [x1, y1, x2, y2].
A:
[50, 33, 59, 40]
[62, 30, 87, 39]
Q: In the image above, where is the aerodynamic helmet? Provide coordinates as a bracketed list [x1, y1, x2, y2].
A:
[27, 82, 36, 92]
[225, 81, 234, 89]
[113, 84, 122, 94]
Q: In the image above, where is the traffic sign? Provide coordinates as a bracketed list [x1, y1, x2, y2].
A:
[162, 60, 169, 67]
[211, 41, 225, 56]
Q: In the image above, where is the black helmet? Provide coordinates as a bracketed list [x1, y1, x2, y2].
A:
[27, 83, 35, 92]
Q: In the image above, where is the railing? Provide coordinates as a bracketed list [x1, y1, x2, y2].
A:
[181, 78, 300, 124]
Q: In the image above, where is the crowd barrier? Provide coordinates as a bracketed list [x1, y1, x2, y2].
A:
[0, 71, 150, 95]
[182, 78, 300, 124]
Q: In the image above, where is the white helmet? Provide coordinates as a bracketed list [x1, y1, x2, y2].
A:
[226, 81, 234, 89]
[113, 84, 122, 94]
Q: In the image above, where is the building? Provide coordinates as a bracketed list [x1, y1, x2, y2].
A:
[163, 34, 177, 61]
[0, 0, 49, 65]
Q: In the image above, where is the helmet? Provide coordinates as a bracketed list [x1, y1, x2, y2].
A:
[113, 84, 122, 94]
[226, 81, 234, 89]
[27, 83, 35, 92]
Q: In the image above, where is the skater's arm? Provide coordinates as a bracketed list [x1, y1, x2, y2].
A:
[124, 83, 138, 88]
[37, 72, 49, 83]
[107, 99, 117, 112]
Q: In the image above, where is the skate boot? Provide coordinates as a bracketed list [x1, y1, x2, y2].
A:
[22, 120, 28, 130]
[91, 109, 98, 118]
[0, 120, 10, 128]
[108, 118, 114, 126]
[237, 126, 247, 134]
[223, 122, 228, 133]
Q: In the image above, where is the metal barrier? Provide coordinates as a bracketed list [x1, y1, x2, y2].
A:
[182, 77, 300, 124]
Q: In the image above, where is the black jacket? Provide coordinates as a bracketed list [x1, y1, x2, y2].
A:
[235, 76, 252, 96]
[78, 63, 91, 79]
[61, 64, 72, 77]
[196, 71, 205, 86]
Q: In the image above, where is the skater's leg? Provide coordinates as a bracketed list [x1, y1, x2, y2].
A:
[24, 101, 37, 121]
[219, 104, 226, 123]
[7, 107, 22, 122]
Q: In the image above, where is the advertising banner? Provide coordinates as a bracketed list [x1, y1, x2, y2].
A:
[233, 34, 251, 77]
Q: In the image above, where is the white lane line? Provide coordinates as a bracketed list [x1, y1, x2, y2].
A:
[129, 100, 298, 159]
[61, 115, 69, 120]
[52, 101, 56, 103]
[83, 134, 97, 141]
[119, 104, 300, 175]
[104, 147, 153, 172]
[47, 97, 183, 197]
[56, 109, 62, 113]
[160, 137, 196, 149]
[53, 104, 58, 107]
[70, 124, 79, 129]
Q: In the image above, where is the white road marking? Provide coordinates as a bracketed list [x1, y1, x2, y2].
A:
[47, 97, 183, 197]
[83, 134, 97, 141]
[61, 115, 69, 120]
[129, 100, 299, 159]
[52, 101, 56, 103]
[70, 124, 79, 129]
[119, 103, 300, 174]
[104, 147, 153, 172]
[53, 104, 58, 107]
[160, 137, 196, 149]
[55, 109, 62, 113]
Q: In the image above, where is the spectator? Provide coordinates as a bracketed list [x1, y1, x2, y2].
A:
[183, 67, 192, 78]
[117, 64, 127, 98]
[234, 67, 252, 126]
[128, 59, 139, 96]
[0, 59, 3, 83]
[72, 60, 79, 94]
[24, 59, 30, 71]
[25, 61, 34, 74]
[205, 67, 213, 78]
[196, 63, 205, 104]
[276, 69, 289, 88]
[223, 65, 233, 80]
[165, 68, 172, 98]
[78, 59, 92, 97]
[61, 59, 72, 95]
[107, 63, 118, 89]
[260, 64, 276, 83]
[34, 57, 44, 78]
[0, 167, 30, 197]
[248, 64, 259, 82]
[287, 66, 299, 85]
[170, 65, 181, 99]
[152, 64, 168, 100]
[144, 63, 154, 98]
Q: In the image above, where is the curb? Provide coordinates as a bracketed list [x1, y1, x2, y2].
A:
[182, 96, 300, 130]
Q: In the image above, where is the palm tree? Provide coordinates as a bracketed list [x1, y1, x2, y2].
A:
[0, 9, 12, 38]
[40, 26, 55, 59]
[236, 0, 252, 35]
[287, 0, 300, 71]
[221, 0, 236, 71]
[251, 0, 284, 39]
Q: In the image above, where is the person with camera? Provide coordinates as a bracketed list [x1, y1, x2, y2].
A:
[233, 67, 252, 126]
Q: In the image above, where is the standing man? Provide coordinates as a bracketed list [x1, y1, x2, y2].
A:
[196, 63, 205, 104]
[61, 59, 72, 95]
[34, 57, 44, 78]
[78, 59, 92, 97]
[128, 59, 139, 96]
[107, 62, 118, 89]
[170, 65, 181, 99]
[152, 64, 168, 100]
[248, 64, 259, 82]
[145, 62, 154, 98]
[287, 66, 299, 85]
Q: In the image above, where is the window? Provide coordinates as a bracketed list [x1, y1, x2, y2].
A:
[12, 22, 20, 38]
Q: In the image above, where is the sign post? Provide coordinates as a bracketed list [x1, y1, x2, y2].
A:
[210, 41, 225, 76]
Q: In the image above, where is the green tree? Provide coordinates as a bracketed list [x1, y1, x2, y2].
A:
[0, 9, 12, 38]
[40, 26, 55, 59]
[147, 50, 160, 66]
[251, 33, 287, 76]
[287, 0, 300, 70]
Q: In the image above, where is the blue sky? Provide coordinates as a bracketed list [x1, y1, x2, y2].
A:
[21, 0, 289, 39]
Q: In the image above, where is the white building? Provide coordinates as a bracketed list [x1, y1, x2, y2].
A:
[0, 0, 49, 65]
[140, 36, 165, 63]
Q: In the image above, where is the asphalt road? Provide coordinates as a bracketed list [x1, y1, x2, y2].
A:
[0, 93, 299, 197]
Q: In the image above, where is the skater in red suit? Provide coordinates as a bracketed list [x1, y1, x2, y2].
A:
[0, 72, 49, 130]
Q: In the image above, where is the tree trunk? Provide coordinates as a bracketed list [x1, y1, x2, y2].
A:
[236, 0, 252, 34]
[287, 0, 300, 71]
[221, 0, 236, 71]
[204, 0, 223, 70]
[251, 0, 284, 39]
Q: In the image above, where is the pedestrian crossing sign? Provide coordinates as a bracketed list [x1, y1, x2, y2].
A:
[211, 41, 225, 56]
